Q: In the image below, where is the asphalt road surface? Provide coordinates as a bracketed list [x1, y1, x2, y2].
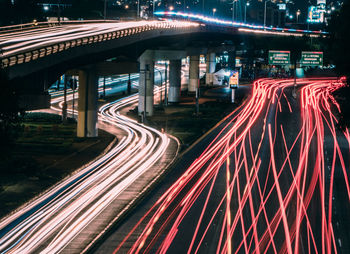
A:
[0, 73, 176, 254]
[95, 78, 350, 254]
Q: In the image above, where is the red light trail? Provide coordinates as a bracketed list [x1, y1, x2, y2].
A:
[114, 78, 350, 253]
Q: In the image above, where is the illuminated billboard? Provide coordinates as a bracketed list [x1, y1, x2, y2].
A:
[307, 6, 325, 23]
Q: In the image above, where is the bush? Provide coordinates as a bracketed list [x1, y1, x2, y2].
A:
[23, 113, 62, 124]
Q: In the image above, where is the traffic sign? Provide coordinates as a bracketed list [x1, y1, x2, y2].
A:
[301, 51, 323, 66]
[229, 70, 239, 89]
[268, 50, 291, 65]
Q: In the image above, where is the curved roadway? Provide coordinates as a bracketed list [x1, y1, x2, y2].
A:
[0, 76, 178, 253]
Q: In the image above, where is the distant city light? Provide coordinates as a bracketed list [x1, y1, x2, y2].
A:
[43, 6, 49, 11]
[154, 11, 328, 35]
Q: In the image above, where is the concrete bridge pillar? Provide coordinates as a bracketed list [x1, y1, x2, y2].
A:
[138, 58, 155, 116]
[168, 59, 181, 103]
[206, 52, 216, 86]
[77, 69, 98, 137]
[189, 55, 200, 93]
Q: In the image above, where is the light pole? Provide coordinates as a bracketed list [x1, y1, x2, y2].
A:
[296, 9, 301, 23]
[137, 0, 140, 19]
[212, 8, 216, 17]
[244, 1, 250, 23]
[232, 0, 236, 22]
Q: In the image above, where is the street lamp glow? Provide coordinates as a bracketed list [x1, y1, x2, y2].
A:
[244, 1, 250, 23]
[43, 5, 49, 11]
[296, 9, 301, 23]
[169, 6, 174, 11]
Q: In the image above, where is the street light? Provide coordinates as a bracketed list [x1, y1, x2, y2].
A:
[244, 1, 250, 23]
[296, 9, 301, 23]
[212, 8, 216, 17]
[232, 0, 237, 22]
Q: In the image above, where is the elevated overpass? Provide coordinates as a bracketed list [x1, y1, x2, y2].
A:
[0, 15, 325, 79]
[0, 15, 327, 137]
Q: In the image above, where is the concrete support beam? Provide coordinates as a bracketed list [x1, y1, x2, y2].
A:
[66, 61, 138, 76]
[138, 59, 154, 116]
[77, 69, 98, 137]
[205, 52, 216, 86]
[140, 50, 187, 61]
[189, 55, 199, 93]
[168, 59, 181, 103]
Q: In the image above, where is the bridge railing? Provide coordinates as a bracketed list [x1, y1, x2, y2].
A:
[0, 19, 143, 34]
[0, 21, 199, 69]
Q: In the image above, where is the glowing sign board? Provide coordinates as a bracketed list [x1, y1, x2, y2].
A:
[268, 50, 290, 65]
[301, 51, 323, 66]
[229, 70, 239, 89]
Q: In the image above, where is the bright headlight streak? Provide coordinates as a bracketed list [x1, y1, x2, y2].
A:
[116, 78, 349, 254]
[0, 73, 173, 253]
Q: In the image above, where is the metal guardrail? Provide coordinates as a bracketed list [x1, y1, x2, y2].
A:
[0, 21, 199, 69]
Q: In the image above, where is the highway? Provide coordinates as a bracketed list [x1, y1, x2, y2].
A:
[0, 72, 178, 253]
[98, 78, 350, 253]
[0, 20, 199, 69]
[0, 20, 197, 58]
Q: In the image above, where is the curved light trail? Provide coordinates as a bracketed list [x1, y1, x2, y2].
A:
[115, 78, 349, 253]
[0, 77, 175, 253]
[154, 11, 327, 36]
